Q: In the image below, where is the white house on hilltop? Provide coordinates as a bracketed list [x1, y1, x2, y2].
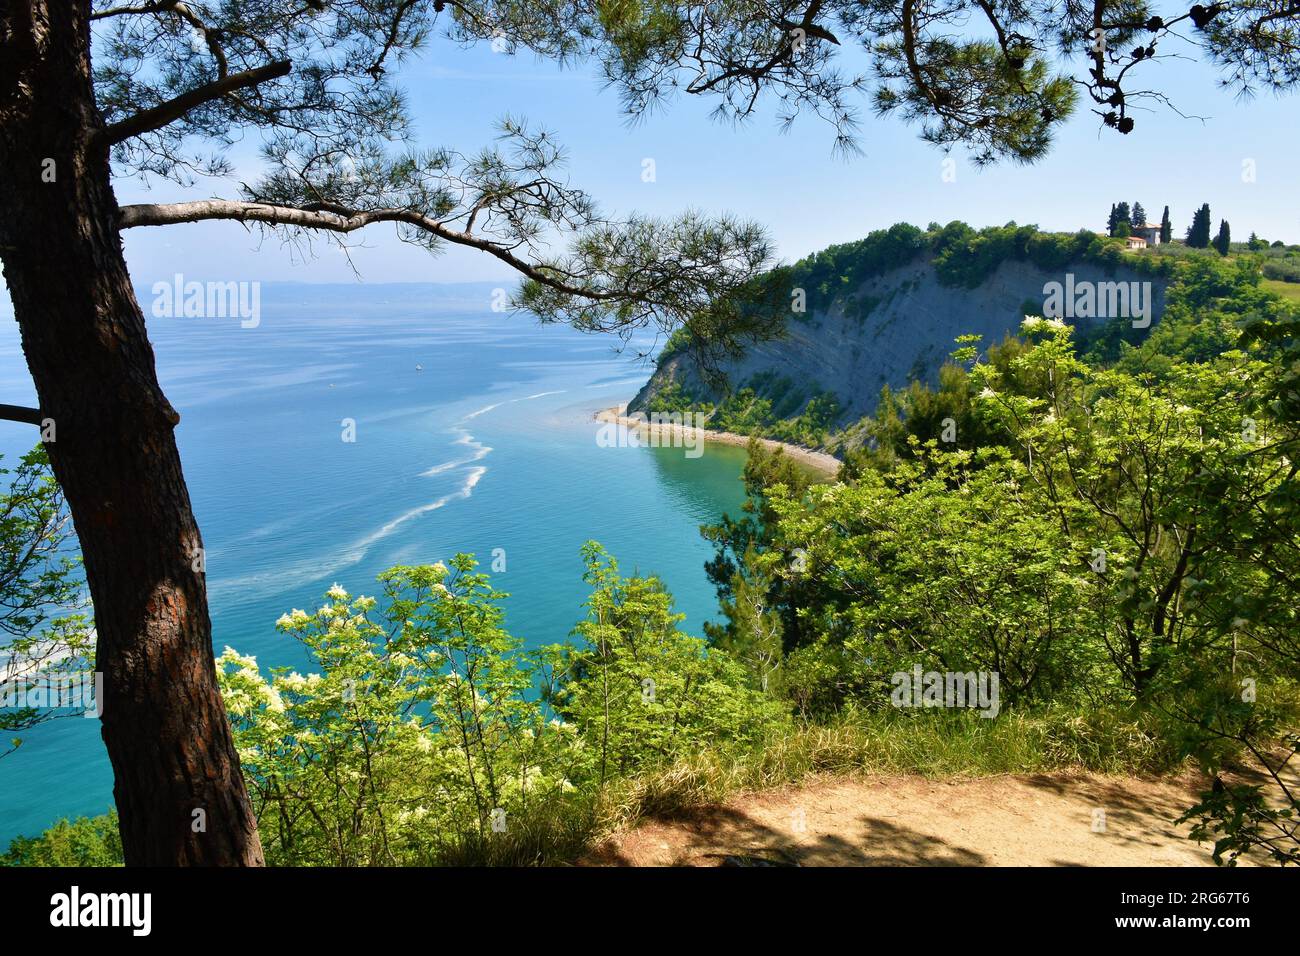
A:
[1131, 223, 1163, 246]
[1104, 210, 1164, 249]
[1115, 220, 1162, 250]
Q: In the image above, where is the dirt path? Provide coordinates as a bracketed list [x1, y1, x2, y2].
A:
[589, 772, 1241, 867]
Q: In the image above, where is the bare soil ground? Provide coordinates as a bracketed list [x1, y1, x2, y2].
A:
[587, 772, 1244, 867]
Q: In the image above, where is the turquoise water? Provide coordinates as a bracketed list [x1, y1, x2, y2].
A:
[0, 284, 749, 844]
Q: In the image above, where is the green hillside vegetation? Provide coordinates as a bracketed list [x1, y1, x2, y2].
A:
[767, 221, 1172, 315]
[653, 225, 1298, 454]
[648, 221, 1183, 446]
[648, 372, 844, 448]
[0, 812, 122, 867]
[652, 219, 1169, 373]
[697, 251, 1300, 865]
[1263, 280, 1300, 304]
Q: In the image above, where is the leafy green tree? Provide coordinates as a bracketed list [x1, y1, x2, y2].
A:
[702, 442, 821, 689]
[842, 335, 1029, 475]
[1187, 203, 1213, 247]
[213, 546, 781, 864]
[1185, 764, 1294, 868]
[2, 811, 122, 866]
[970, 319, 1290, 697]
[545, 544, 782, 783]
[217, 557, 573, 865]
[1112, 201, 1132, 236]
[0, 447, 91, 758]
[770, 444, 1104, 709]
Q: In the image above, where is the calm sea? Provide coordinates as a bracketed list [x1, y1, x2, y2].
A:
[0, 283, 748, 844]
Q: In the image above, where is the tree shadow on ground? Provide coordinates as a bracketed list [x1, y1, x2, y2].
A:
[1018, 773, 1201, 852]
[587, 804, 988, 866]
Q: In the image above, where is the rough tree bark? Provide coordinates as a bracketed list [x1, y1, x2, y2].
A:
[0, 0, 263, 864]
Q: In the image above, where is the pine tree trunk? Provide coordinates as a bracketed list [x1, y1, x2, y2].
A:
[0, 0, 263, 865]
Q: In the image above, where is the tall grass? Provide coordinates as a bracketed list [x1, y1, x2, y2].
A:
[425, 704, 1186, 865]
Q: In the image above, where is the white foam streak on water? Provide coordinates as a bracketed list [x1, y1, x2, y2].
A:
[214, 388, 568, 602]
[464, 389, 566, 419]
[209, 464, 489, 602]
[421, 430, 492, 476]
[364, 465, 487, 544]
[463, 400, 506, 420]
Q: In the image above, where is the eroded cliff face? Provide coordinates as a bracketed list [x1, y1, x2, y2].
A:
[631, 256, 1167, 425]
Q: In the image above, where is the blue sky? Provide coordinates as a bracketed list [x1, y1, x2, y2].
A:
[73, 28, 1300, 287]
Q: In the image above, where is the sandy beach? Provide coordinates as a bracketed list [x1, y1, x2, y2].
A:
[595, 404, 841, 477]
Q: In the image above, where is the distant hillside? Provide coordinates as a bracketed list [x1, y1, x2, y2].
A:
[629, 222, 1174, 448]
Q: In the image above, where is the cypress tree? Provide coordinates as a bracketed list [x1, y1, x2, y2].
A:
[1186, 204, 1212, 248]
[1213, 219, 1232, 255]
[1160, 206, 1173, 243]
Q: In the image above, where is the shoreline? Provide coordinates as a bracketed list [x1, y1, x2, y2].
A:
[595, 404, 841, 478]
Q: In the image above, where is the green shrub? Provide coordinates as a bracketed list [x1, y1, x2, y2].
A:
[3, 811, 123, 866]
